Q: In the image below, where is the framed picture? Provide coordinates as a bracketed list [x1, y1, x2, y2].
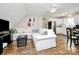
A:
[28, 18, 31, 26]
[29, 18, 31, 21]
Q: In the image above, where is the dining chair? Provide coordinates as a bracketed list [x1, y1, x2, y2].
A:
[66, 28, 79, 49]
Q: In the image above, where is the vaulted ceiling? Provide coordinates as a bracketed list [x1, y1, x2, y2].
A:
[0, 3, 79, 18]
[24, 3, 79, 17]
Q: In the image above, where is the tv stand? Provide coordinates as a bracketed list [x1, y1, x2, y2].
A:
[0, 19, 11, 55]
[0, 33, 13, 54]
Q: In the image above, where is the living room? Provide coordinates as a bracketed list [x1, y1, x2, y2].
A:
[0, 3, 79, 55]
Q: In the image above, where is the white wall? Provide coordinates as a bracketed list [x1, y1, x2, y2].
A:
[0, 3, 27, 27]
[0, 3, 44, 29]
[48, 16, 79, 35]
[48, 18, 66, 35]
[14, 16, 43, 28]
[49, 18, 64, 26]
[74, 15, 79, 25]
[12, 16, 43, 34]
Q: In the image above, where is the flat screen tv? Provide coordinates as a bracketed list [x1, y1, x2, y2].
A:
[0, 19, 9, 32]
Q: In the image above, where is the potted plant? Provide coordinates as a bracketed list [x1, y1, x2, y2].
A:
[9, 28, 17, 34]
[9, 28, 17, 40]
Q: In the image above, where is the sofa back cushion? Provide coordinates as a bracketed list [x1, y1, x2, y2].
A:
[39, 28, 48, 35]
[32, 27, 40, 33]
[16, 28, 23, 33]
[16, 27, 32, 33]
[47, 29, 54, 35]
[39, 28, 47, 34]
[42, 31, 48, 35]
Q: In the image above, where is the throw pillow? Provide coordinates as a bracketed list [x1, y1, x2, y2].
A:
[42, 31, 48, 35]
[32, 28, 39, 33]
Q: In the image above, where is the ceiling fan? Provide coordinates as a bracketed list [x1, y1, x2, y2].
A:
[49, 3, 59, 13]
[50, 7, 57, 13]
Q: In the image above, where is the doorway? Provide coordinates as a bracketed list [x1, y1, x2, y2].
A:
[48, 21, 52, 29]
[48, 21, 56, 34]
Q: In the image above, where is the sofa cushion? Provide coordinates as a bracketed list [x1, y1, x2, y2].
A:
[16, 27, 32, 33]
[39, 28, 47, 34]
[16, 28, 23, 33]
[42, 31, 48, 35]
[47, 29, 55, 35]
[32, 28, 39, 33]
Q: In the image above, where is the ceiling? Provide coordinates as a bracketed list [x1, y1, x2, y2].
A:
[24, 3, 79, 17]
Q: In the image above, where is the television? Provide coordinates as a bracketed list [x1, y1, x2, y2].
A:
[0, 19, 9, 32]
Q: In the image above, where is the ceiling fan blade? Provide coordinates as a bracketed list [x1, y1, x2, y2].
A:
[55, 15, 67, 18]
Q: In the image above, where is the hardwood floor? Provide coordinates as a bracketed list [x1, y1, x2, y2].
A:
[2, 35, 79, 55]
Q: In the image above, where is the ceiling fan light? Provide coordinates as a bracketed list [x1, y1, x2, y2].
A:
[50, 8, 57, 13]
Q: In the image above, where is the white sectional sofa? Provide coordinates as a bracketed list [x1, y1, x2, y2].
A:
[12, 27, 56, 51]
[32, 29, 56, 51]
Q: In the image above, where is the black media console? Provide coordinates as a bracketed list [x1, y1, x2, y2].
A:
[0, 19, 13, 55]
